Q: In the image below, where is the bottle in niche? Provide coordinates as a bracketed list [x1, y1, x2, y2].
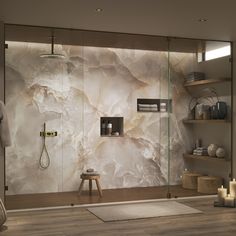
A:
[101, 120, 106, 135]
[160, 102, 167, 112]
[107, 120, 112, 136]
[195, 139, 202, 148]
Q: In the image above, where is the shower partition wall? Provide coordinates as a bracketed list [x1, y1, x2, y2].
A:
[3, 25, 232, 209]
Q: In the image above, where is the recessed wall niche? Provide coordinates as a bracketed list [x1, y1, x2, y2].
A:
[100, 117, 124, 137]
[137, 98, 172, 112]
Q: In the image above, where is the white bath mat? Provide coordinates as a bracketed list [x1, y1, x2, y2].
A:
[87, 201, 201, 222]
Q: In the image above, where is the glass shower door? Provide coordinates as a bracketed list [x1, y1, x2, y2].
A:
[168, 38, 232, 198]
[4, 27, 66, 208]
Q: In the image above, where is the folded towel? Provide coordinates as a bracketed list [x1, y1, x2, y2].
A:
[0, 101, 11, 148]
[139, 107, 158, 111]
[138, 104, 158, 108]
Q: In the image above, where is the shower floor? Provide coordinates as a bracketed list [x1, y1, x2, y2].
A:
[5, 185, 210, 210]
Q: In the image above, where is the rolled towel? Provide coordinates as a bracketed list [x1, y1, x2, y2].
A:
[86, 168, 94, 173]
[139, 107, 158, 111]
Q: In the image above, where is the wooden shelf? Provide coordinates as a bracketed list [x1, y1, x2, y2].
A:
[183, 154, 228, 162]
[183, 119, 229, 124]
[184, 77, 231, 87]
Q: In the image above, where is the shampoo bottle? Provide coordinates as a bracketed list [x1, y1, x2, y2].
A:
[107, 120, 112, 136]
[101, 120, 106, 135]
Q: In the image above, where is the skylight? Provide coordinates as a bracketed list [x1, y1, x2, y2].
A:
[205, 45, 231, 61]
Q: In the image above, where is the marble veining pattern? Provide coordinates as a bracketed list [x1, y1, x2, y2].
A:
[5, 42, 194, 195]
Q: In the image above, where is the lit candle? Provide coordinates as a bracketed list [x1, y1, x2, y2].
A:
[217, 185, 227, 205]
[224, 194, 235, 207]
[229, 178, 236, 198]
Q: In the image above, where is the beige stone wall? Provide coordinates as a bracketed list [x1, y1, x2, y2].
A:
[5, 42, 195, 195]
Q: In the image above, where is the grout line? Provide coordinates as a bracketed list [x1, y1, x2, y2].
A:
[7, 195, 216, 213]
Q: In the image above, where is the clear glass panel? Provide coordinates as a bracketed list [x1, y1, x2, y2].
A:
[5, 26, 171, 207]
[4, 26, 85, 205]
[169, 38, 232, 197]
[5, 39, 64, 195]
[82, 33, 170, 198]
[5, 25, 231, 209]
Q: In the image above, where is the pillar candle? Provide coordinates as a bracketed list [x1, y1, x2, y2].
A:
[229, 178, 236, 198]
[224, 194, 235, 207]
[217, 185, 227, 205]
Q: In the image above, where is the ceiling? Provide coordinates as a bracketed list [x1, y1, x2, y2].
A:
[1, 0, 236, 41]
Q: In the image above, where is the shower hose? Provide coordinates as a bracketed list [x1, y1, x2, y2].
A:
[39, 123, 51, 169]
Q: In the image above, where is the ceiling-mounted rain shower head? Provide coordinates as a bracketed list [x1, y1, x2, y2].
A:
[40, 53, 65, 59]
[40, 30, 65, 59]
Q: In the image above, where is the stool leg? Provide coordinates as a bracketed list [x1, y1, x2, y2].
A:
[89, 179, 92, 196]
[95, 179, 103, 197]
[78, 179, 85, 196]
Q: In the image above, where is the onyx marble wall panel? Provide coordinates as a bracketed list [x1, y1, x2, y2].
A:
[5, 42, 194, 195]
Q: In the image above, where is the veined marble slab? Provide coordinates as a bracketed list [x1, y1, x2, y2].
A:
[5, 42, 194, 195]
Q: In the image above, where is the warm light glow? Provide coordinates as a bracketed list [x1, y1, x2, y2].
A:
[198, 18, 207, 22]
[96, 8, 103, 12]
[205, 45, 230, 61]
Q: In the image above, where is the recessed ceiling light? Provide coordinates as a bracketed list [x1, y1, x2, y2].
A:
[198, 18, 207, 22]
[95, 8, 103, 12]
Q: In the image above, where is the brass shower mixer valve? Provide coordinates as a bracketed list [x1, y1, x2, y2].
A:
[40, 131, 58, 137]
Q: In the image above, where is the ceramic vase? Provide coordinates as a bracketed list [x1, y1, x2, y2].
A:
[207, 144, 218, 157]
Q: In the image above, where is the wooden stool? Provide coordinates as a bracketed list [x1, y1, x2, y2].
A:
[197, 176, 222, 194]
[78, 174, 103, 197]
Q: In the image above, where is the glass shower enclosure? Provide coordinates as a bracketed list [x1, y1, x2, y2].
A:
[4, 25, 232, 209]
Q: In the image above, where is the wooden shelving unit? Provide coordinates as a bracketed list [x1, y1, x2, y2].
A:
[184, 77, 231, 87]
[183, 71, 231, 179]
[183, 154, 228, 162]
[182, 119, 230, 124]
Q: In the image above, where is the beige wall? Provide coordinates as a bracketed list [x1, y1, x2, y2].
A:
[0, 21, 5, 202]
